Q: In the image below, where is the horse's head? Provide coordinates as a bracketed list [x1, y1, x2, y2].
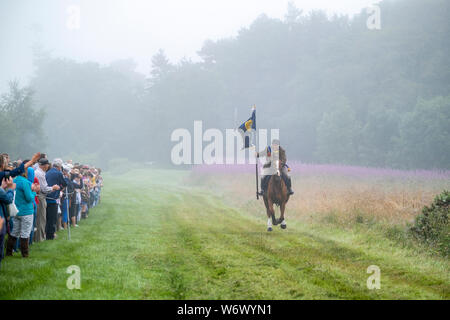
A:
[276, 160, 281, 176]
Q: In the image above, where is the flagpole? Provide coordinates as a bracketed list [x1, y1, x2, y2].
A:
[254, 105, 259, 200]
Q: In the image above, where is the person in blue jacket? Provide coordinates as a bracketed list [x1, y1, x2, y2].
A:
[45, 159, 66, 240]
[6, 169, 38, 257]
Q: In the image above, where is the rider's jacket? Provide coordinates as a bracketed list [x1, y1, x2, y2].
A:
[257, 145, 287, 176]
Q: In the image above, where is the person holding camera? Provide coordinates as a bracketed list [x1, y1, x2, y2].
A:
[0, 152, 41, 182]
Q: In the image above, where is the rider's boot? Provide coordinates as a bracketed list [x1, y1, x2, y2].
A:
[286, 176, 294, 195]
[258, 177, 267, 196]
[258, 178, 265, 196]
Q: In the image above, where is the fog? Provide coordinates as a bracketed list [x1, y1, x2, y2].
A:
[0, 0, 375, 92]
[1, 0, 449, 170]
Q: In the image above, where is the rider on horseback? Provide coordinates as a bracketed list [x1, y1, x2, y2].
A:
[256, 139, 294, 196]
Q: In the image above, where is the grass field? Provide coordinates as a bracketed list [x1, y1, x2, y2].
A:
[0, 169, 448, 299]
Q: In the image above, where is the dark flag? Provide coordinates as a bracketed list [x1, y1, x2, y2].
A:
[238, 106, 256, 149]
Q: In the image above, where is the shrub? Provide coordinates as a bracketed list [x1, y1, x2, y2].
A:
[409, 190, 449, 256]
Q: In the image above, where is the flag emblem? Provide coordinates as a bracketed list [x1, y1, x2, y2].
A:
[245, 119, 253, 131]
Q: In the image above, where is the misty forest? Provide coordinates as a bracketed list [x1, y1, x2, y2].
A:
[0, 0, 448, 170]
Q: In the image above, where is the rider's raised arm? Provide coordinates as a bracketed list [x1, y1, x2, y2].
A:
[257, 147, 269, 158]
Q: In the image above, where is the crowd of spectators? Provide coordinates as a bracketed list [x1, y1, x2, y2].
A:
[0, 152, 103, 267]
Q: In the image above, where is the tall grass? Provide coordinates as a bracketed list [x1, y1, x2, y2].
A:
[189, 163, 450, 226]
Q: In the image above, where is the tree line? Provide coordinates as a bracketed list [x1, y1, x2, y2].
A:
[1, 0, 449, 169]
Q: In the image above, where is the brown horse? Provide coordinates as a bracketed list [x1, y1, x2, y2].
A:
[262, 160, 290, 231]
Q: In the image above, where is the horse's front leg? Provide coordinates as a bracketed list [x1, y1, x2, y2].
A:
[269, 200, 278, 227]
[279, 202, 287, 229]
[264, 197, 272, 231]
[265, 198, 276, 231]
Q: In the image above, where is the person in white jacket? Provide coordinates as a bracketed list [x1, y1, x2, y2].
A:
[34, 158, 59, 242]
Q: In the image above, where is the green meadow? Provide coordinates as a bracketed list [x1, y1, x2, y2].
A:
[0, 169, 448, 299]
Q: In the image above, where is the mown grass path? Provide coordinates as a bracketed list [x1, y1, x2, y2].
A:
[0, 169, 448, 299]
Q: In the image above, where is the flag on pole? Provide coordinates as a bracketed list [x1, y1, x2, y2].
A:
[237, 105, 259, 199]
[237, 106, 256, 149]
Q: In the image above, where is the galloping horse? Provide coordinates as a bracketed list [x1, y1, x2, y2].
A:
[262, 160, 290, 231]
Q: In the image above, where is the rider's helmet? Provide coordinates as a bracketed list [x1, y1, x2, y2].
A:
[271, 139, 280, 151]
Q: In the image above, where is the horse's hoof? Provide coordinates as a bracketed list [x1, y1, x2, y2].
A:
[280, 224, 287, 229]
[267, 227, 273, 232]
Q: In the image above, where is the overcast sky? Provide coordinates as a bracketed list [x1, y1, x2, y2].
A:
[0, 0, 378, 92]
